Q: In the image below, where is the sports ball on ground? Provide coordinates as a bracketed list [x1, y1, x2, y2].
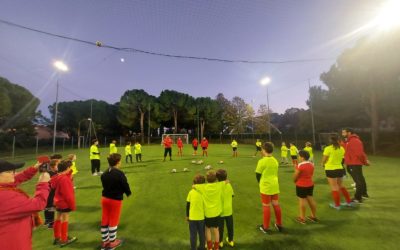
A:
[218, 160, 224, 164]
[183, 168, 189, 172]
[204, 165, 212, 170]
[171, 169, 177, 173]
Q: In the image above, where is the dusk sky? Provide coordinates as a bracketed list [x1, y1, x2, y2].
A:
[0, 0, 386, 116]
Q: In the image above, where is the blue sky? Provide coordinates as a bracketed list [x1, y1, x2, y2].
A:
[0, 0, 385, 115]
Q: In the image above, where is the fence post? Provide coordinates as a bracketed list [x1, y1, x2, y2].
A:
[12, 135, 16, 159]
[104, 136, 107, 148]
[71, 136, 74, 149]
[120, 136, 122, 147]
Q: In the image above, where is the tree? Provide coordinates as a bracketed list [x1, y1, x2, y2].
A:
[254, 104, 269, 134]
[320, 31, 400, 153]
[49, 100, 121, 136]
[158, 90, 193, 133]
[215, 93, 235, 133]
[230, 96, 252, 134]
[196, 97, 221, 138]
[0, 77, 39, 132]
[118, 89, 153, 143]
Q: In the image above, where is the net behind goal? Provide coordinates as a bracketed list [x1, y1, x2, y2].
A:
[161, 134, 189, 144]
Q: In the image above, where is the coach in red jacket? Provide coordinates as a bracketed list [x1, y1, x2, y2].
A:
[0, 160, 50, 250]
[342, 128, 370, 203]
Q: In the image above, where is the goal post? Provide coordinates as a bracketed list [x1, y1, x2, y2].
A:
[161, 134, 189, 144]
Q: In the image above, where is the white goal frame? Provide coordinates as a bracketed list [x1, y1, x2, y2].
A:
[161, 134, 189, 144]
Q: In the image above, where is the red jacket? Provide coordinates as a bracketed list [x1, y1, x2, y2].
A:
[163, 137, 173, 148]
[201, 139, 209, 148]
[0, 167, 50, 250]
[192, 139, 198, 147]
[344, 134, 368, 166]
[50, 172, 76, 211]
[177, 138, 183, 148]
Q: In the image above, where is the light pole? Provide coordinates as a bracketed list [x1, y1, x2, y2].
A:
[52, 60, 68, 153]
[260, 76, 272, 142]
[78, 118, 91, 149]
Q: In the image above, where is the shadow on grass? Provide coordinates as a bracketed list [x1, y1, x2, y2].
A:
[76, 185, 102, 190]
[76, 205, 101, 213]
[65, 239, 99, 250]
[115, 237, 188, 250]
[313, 177, 327, 185]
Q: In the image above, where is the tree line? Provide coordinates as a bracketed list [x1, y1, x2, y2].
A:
[1, 30, 400, 153]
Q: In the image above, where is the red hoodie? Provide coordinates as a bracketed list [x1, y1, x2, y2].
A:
[344, 134, 368, 166]
[0, 167, 50, 250]
[201, 139, 209, 148]
[50, 172, 76, 211]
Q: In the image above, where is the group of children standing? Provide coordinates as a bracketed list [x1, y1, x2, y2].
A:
[44, 149, 132, 250]
[41, 153, 79, 247]
[280, 141, 314, 167]
[46, 134, 361, 249]
[186, 169, 234, 250]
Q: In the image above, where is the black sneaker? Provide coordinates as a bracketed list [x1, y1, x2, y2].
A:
[59, 236, 77, 247]
[53, 239, 60, 245]
[274, 223, 284, 232]
[362, 194, 370, 199]
[351, 198, 363, 204]
[258, 225, 271, 234]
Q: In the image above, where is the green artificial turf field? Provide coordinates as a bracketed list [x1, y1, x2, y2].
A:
[8, 144, 400, 250]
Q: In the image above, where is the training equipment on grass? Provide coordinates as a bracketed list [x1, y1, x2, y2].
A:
[171, 169, 177, 173]
[204, 165, 212, 170]
[183, 168, 189, 172]
[161, 134, 189, 144]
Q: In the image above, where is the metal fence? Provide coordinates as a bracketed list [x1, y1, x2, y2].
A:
[1, 131, 398, 158]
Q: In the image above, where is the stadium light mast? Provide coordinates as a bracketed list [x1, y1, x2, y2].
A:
[260, 76, 272, 142]
[372, 0, 400, 31]
[52, 60, 69, 153]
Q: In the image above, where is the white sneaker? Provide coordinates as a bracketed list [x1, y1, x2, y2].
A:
[92, 173, 97, 176]
[98, 171, 103, 174]
[351, 183, 356, 187]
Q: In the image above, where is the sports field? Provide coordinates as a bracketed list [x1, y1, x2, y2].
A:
[12, 144, 400, 250]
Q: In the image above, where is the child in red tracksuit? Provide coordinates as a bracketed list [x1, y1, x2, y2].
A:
[100, 153, 132, 250]
[50, 160, 77, 247]
[177, 137, 184, 157]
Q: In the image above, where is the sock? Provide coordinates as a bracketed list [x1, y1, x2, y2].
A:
[262, 205, 271, 229]
[214, 241, 220, 250]
[101, 225, 109, 243]
[341, 187, 351, 203]
[109, 226, 118, 242]
[53, 220, 61, 239]
[273, 204, 282, 225]
[207, 240, 213, 250]
[61, 221, 68, 242]
[331, 191, 341, 207]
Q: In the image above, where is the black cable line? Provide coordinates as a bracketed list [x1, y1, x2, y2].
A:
[0, 18, 335, 64]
